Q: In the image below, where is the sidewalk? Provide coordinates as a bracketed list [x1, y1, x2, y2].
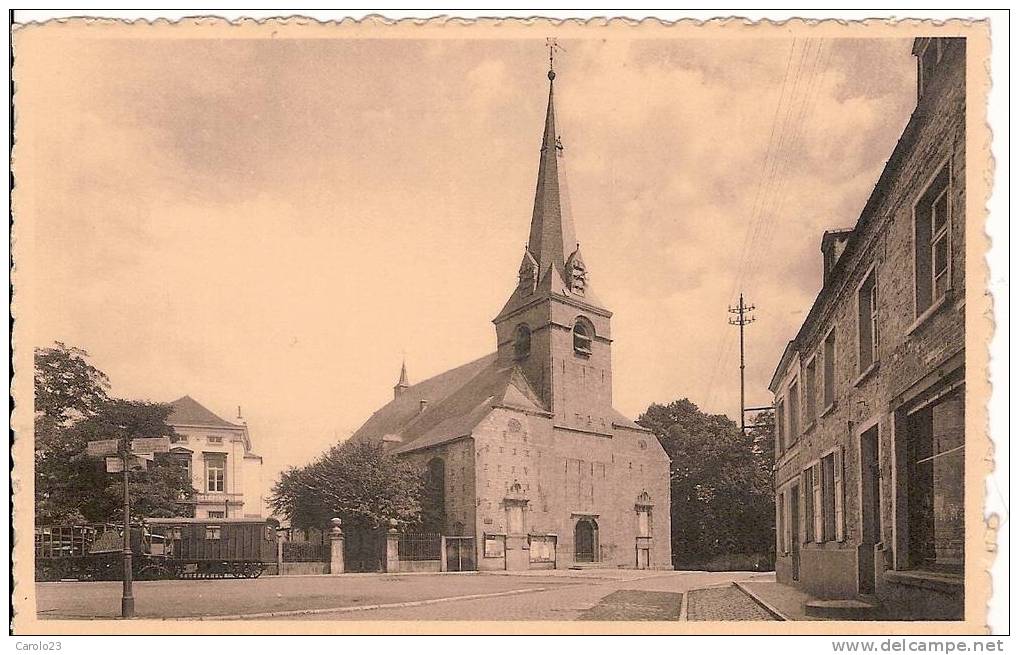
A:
[733, 575, 818, 621]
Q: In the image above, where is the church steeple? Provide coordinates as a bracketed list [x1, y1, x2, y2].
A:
[393, 359, 410, 398]
[527, 68, 578, 284]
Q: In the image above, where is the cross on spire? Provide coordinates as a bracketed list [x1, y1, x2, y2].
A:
[546, 37, 564, 80]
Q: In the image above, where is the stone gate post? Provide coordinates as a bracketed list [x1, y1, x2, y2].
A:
[385, 519, 400, 573]
[329, 517, 345, 575]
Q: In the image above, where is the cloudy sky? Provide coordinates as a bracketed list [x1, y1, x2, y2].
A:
[16, 27, 918, 501]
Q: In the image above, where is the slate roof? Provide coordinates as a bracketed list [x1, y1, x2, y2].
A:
[350, 352, 645, 454]
[167, 395, 241, 429]
[349, 353, 549, 455]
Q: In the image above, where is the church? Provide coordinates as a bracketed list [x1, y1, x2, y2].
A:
[349, 63, 671, 571]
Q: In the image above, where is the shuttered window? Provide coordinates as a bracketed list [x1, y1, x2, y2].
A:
[812, 462, 823, 543]
[834, 447, 846, 541]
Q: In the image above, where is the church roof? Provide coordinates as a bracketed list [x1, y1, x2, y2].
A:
[349, 353, 550, 455]
[167, 395, 241, 429]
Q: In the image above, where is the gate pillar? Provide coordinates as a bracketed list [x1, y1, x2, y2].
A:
[329, 518, 345, 575]
[384, 519, 400, 573]
[440, 536, 448, 572]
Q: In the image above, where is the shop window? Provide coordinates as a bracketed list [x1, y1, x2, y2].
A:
[906, 390, 965, 572]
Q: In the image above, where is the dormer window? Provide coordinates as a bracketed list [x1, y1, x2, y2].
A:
[572, 319, 593, 355]
[513, 324, 531, 360]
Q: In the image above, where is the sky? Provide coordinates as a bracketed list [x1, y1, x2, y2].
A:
[16, 31, 918, 503]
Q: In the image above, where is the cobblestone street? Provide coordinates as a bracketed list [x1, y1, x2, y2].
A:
[33, 570, 777, 622]
[686, 585, 776, 621]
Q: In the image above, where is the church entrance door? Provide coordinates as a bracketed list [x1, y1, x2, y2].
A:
[574, 519, 597, 563]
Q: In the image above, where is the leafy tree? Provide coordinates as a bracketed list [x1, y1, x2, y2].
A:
[34, 344, 195, 524]
[638, 398, 774, 568]
[270, 440, 424, 531]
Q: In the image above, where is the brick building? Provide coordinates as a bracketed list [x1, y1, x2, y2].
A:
[167, 395, 265, 519]
[348, 67, 672, 571]
[769, 38, 965, 619]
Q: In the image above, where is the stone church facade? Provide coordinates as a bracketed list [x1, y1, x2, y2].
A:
[348, 67, 671, 571]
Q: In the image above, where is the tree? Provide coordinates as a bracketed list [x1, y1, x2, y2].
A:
[34, 344, 195, 524]
[270, 440, 424, 531]
[637, 398, 774, 568]
[34, 342, 110, 454]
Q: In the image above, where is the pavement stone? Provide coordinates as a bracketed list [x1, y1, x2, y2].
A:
[686, 585, 776, 621]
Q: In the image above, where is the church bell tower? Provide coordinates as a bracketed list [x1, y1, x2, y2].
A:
[493, 62, 615, 436]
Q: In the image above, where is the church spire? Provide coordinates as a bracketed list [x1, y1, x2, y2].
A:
[393, 358, 410, 398]
[526, 62, 578, 283]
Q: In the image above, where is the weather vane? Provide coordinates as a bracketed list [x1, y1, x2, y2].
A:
[546, 37, 565, 79]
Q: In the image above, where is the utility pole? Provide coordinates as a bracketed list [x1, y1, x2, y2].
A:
[729, 293, 756, 432]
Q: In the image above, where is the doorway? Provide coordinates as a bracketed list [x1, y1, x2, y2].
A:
[574, 518, 597, 563]
[790, 482, 801, 581]
[859, 426, 881, 594]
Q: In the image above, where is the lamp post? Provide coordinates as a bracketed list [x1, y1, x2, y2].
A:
[120, 438, 135, 618]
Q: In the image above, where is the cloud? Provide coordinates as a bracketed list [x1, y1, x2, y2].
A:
[16, 33, 917, 497]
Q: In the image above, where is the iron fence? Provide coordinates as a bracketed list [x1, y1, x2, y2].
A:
[398, 533, 442, 561]
[282, 540, 330, 562]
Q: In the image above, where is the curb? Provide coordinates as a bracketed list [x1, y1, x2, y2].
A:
[174, 586, 549, 621]
[731, 581, 790, 621]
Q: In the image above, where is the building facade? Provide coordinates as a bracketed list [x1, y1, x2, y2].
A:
[769, 38, 966, 620]
[348, 67, 672, 571]
[167, 395, 265, 519]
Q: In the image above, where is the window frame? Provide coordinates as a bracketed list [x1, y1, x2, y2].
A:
[803, 355, 818, 426]
[911, 159, 953, 320]
[205, 454, 226, 493]
[572, 318, 594, 356]
[787, 377, 800, 445]
[856, 264, 879, 376]
[822, 327, 837, 411]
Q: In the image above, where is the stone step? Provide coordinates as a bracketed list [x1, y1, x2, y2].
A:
[567, 562, 618, 570]
[804, 598, 881, 620]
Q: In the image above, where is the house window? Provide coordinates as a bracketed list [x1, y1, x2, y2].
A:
[513, 324, 531, 360]
[914, 165, 951, 315]
[529, 535, 556, 563]
[787, 380, 800, 444]
[804, 357, 817, 424]
[204, 525, 221, 540]
[906, 389, 965, 572]
[776, 491, 786, 554]
[858, 269, 879, 373]
[820, 448, 845, 542]
[483, 534, 505, 558]
[775, 398, 786, 455]
[208, 435, 223, 444]
[573, 319, 593, 355]
[803, 466, 815, 543]
[822, 330, 836, 408]
[207, 511, 225, 519]
[205, 454, 226, 493]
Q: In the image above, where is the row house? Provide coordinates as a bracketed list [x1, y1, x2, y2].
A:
[769, 37, 966, 620]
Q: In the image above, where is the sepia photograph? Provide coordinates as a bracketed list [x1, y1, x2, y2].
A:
[8, 13, 1000, 638]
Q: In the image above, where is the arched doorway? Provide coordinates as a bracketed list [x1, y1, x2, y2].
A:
[574, 518, 598, 563]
